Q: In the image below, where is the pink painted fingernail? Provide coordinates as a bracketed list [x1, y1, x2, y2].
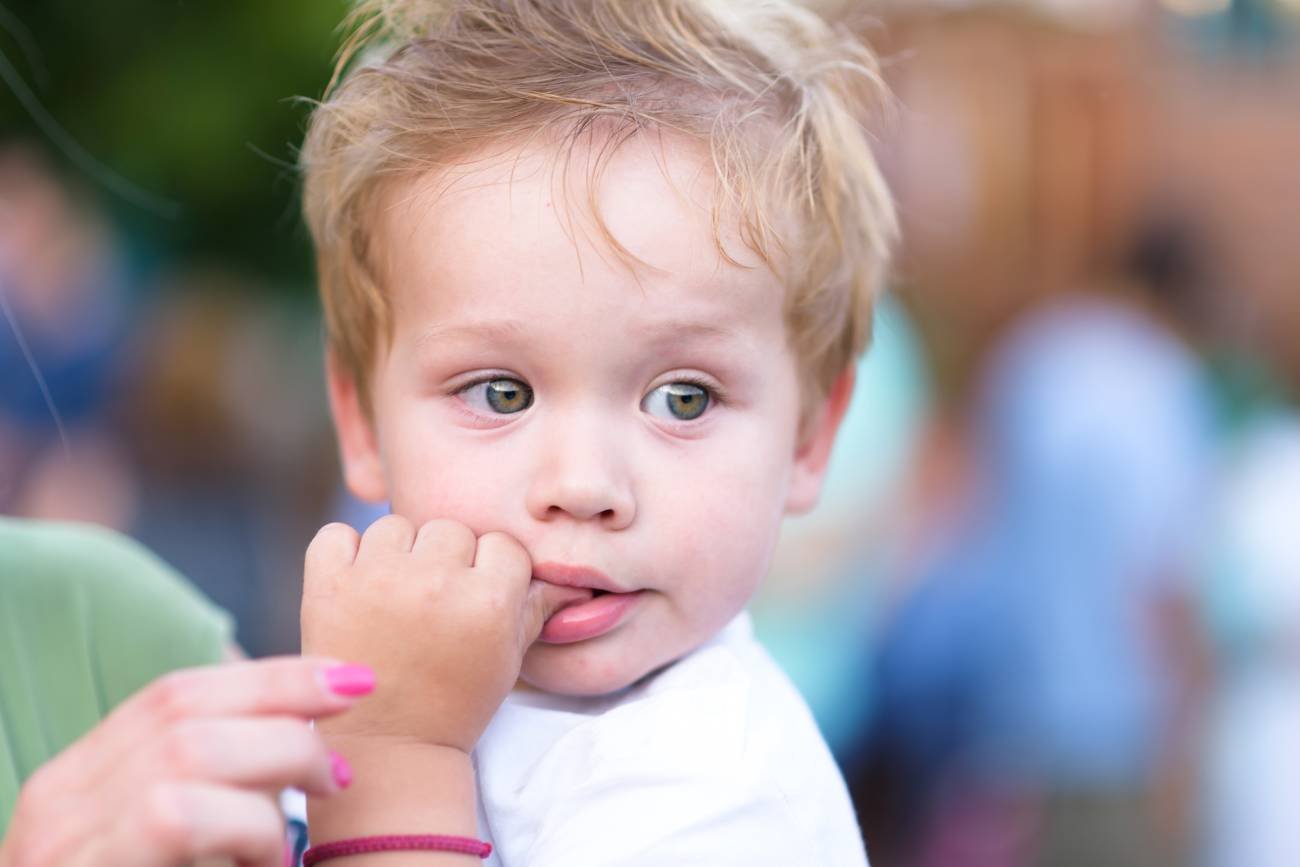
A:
[322, 663, 375, 697]
[330, 751, 353, 789]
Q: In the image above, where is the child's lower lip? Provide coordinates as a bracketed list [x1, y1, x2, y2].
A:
[539, 591, 643, 644]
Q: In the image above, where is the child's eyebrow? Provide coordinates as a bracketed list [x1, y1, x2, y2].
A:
[638, 320, 736, 341]
[635, 319, 754, 353]
[411, 317, 759, 364]
[415, 319, 530, 350]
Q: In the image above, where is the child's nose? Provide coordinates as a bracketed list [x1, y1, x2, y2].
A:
[524, 425, 636, 530]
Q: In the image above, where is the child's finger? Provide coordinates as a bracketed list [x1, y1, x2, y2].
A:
[158, 716, 346, 797]
[523, 580, 594, 646]
[304, 522, 361, 580]
[123, 781, 285, 867]
[117, 656, 373, 731]
[472, 529, 531, 579]
[354, 513, 416, 562]
[412, 518, 477, 566]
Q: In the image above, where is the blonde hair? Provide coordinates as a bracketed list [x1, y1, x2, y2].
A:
[301, 0, 897, 417]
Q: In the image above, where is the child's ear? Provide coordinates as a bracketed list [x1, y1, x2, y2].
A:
[325, 350, 389, 503]
[785, 364, 855, 515]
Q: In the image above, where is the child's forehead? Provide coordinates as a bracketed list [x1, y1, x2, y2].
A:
[377, 131, 779, 297]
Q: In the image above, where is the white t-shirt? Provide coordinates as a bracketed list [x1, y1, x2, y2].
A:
[474, 613, 869, 866]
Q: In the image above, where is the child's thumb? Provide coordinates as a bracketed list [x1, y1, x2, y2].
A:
[524, 581, 593, 645]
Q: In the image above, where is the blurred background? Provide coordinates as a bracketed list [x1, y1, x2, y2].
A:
[2, 1, 1299, 864]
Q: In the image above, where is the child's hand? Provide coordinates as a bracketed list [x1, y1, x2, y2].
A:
[300, 516, 588, 753]
[0, 657, 368, 867]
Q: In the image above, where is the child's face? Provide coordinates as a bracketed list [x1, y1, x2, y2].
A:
[330, 135, 847, 696]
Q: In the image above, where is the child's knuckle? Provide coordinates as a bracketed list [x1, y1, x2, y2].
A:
[315, 521, 355, 543]
[307, 523, 358, 563]
[423, 518, 476, 549]
[482, 532, 530, 572]
[369, 513, 414, 541]
[466, 589, 512, 629]
[489, 588, 514, 614]
[477, 529, 512, 550]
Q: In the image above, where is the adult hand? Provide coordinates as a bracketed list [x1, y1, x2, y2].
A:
[1, 656, 372, 867]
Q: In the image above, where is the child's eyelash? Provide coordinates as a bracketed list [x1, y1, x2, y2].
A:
[446, 373, 534, 425]
[447, 373, 728, 413]
[451, 372, 523, 395]
[665, 374, 726, 405]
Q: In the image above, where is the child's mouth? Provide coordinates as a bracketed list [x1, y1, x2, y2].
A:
[538, 589, 643, 644]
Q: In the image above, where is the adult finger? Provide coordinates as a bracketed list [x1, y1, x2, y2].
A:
[411, 518, 477, 567]
[354, 513, 416, 563]
[158, 717, 344, 797]
[36, 656, 369, 812]
[124, 782, 285, 867]
[114, 656, 373, 732]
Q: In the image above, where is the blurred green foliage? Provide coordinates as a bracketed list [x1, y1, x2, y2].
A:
[0, 0, 351, 290]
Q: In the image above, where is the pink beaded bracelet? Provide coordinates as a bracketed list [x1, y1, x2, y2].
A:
[302, 834, 493, 864]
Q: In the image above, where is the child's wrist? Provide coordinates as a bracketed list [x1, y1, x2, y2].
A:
[308, 737, 478, 846]
[320, 731, 473, 755]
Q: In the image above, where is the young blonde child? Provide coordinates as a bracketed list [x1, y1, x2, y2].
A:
[296, 0, 896, 863]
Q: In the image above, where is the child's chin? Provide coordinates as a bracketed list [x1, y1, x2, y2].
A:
[518, 649, 658, 698]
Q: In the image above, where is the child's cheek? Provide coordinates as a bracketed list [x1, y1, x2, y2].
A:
[386, 440, 514, 530]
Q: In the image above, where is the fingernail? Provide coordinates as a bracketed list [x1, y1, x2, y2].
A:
[322, 663, 374, 697]
[330, 751, 353, 789]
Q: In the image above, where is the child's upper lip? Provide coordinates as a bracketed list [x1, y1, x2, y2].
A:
[531, 561, 628, 594]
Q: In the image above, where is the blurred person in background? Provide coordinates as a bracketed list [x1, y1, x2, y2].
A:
[0, 143, 335, 656]
[1180, 187, 1300, 866]
[1199, 413, 1300, 867]
[119, 274, 336, 656]
[1122, 213, 1286, 437]
[1115, 214, 1300, 867]
[866, 284, 1215, 867]
[0, 143, 139, 528]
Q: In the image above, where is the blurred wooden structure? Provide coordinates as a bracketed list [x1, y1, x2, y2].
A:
[873, 5, 1300, 398]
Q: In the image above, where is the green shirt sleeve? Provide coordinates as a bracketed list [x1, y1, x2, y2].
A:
[0, 518, 235, 834]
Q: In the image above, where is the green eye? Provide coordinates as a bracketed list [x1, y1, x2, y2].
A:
[485, 378, 532, 413]
[644, 382, 711, 421]
[462, 377, 533, 414]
